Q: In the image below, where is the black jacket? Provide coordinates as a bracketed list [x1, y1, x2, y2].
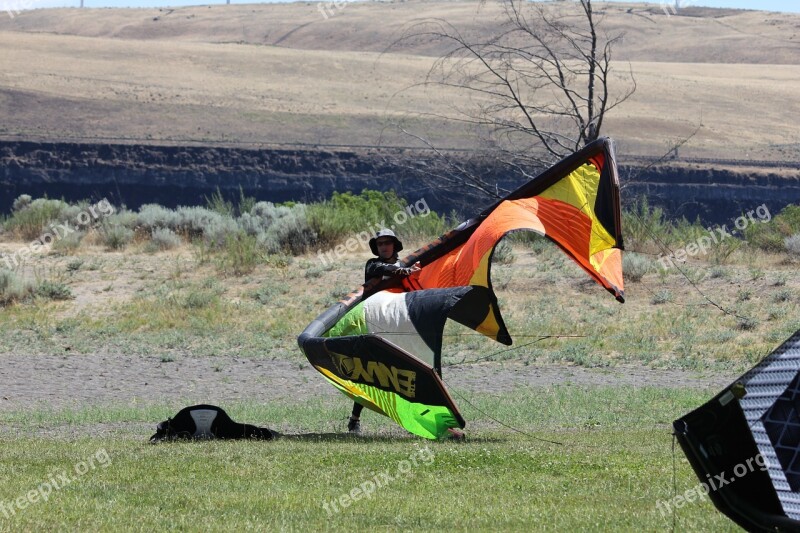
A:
[365, 256, 408, 282]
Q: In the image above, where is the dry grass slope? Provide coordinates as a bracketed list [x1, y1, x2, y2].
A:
[0, 1, 798, 159]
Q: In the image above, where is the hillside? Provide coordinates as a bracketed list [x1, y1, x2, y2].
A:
[3, 2, 799, 63]
[0, 2, 799, 160]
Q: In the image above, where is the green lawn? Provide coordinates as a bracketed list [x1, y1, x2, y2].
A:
[0, 387, 741, 531]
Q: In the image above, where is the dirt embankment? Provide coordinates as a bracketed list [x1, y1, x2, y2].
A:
[1, 140, 799, 223]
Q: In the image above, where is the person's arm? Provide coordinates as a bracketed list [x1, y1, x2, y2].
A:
[365, 260, 416, 281]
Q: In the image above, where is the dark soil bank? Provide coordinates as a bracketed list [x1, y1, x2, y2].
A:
[1, 140, 798, 223]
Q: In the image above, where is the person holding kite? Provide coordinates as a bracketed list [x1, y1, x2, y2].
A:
[347, 228, 419, 434]
[301, 139, 624, 441]
[364, 228, 419, 284]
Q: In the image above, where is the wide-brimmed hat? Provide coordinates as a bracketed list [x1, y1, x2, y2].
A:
[369, 229, 403, 256]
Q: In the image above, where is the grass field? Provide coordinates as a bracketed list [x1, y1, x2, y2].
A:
[1, 194, 798, 530]
[1, 388, 743, 531]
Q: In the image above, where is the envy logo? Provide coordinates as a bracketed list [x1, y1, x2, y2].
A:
[333, 354, 416, 398]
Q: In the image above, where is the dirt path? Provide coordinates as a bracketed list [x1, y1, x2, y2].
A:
[0, 354, 732, 413]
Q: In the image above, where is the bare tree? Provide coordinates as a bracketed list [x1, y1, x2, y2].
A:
[386, 0, 636, 202]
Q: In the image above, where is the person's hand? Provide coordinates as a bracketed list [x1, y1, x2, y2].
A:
[395, 262, 422, 277]
[398, 263, 421, 277]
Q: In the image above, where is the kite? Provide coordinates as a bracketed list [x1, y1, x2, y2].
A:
[674, 330, 800, 531]
[150, 404, 278, 442]
[298, 137, 625, 439]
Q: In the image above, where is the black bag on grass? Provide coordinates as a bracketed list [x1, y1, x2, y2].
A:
[150, 404, 278, 443]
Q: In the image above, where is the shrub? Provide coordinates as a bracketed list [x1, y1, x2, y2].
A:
[744, 224, 785, 252]
[255, 231, 279, 255]
[150, 228, 182, 250]
[264, 253, 292, 269]
[238, 212, 266, 237]
[492, 239, 515, 265]
[205, 187, 235, 217]
[4, 198, 69, 240]
[265, 204, 316, 255]
[12, 194, 32, 212]
[744, 204, 800, 252]
[513, 231, 551, 254]
[304, 265, 325, 279]
[176, 206, 219, 237]
[709, 266, 728, 279]
[775, 205, 800, 235]
[623, 252, 653, 282]
[651, 290, 672, 305]
[101, 223, 134, 250]
[250, 201, 282, 221]
[237, 189, 257, 217]
[35, 280, 73, 300]
[621, 196, 671, 252]
[175, 206, 238, 246]
[204, 217, 240, 248]
[217, 232, 263, 276]
[183, 290, 219, 309]
[137, 204, 180, 231]
[670, 216, 707, 245]
[737, 316, 758, 331]
[785, 234, 800, 257]
[707, 237, 742, 264]
[309, 190, 402, 243]
[66, 259, 84, 273]
[736, 289, 752, 302]
[768, 307, 788, 321]
[307, 190, 445, 249]
[773, 289, 792, 303]
[205, 186, 256, 217]
[103, 210, 138, 230]
[0, 269, 34, 305]
[251, 283, 289, 305]
[244, 202, 316, 254]
[60, 204, 87, 226]
[51, 230, 85, 255]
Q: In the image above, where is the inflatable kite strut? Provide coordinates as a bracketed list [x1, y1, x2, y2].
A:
[298, 137, 625, 439]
